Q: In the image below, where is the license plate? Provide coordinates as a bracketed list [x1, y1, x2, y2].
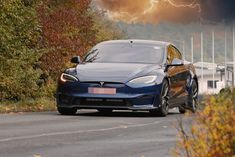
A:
[88, 87, 116, 95]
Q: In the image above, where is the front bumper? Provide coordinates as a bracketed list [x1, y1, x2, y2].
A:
[56, 81, 163, 110]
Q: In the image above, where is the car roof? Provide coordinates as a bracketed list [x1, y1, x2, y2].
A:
[99, 39, 171, 47]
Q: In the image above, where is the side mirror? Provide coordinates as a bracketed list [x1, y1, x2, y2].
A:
[170, 58, 183, 66]
[71, 56, 81, 64]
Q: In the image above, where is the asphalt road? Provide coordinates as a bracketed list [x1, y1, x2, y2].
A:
[0, 109, 191, 157]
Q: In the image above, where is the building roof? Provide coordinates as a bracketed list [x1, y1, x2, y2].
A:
[195, 68, 220, 77]
[194, 62, 220, 77]
[194, 62, 217, 70]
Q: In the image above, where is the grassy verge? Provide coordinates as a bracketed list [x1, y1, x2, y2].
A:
[0, 98, 56, 113]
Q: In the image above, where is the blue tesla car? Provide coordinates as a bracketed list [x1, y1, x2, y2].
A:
[56, 40, 198, 116]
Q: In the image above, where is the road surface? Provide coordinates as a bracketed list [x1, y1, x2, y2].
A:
[0, 109, 190, 157]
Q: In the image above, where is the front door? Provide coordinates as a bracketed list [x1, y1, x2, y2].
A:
[166, 45, 188, 106]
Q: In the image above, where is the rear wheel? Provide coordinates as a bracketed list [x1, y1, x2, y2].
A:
[189, 80, 198, 113]
[179, 80, 198, 114]
[57, 107, 77, 115]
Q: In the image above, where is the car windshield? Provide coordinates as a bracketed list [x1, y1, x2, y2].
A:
[83, 43, 164, 64]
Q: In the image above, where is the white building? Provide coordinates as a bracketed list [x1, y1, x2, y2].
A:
[194, 62, 225, 94]
[222, 62, 235, 87]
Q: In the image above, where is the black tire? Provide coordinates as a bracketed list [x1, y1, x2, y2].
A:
[57, 107, 77, 115]
[97, 109, 113, 114]
[188, 80, 198, 113]
[178, 106, 186, 114]
[150, 79, 169, 117]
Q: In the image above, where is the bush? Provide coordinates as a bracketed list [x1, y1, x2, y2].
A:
[0, 0, 124, 104]
[174, 89, 235, 157]
[0, 0, 42, 101]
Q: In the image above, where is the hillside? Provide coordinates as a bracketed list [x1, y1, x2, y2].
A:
[117, 22, 234, 63]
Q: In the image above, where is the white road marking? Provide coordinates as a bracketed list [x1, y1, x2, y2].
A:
[0, 120, 164, 142]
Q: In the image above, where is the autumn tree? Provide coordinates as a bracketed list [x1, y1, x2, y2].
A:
[38, 0, 124, 79]
[38, 0, 96, 78]
[0, 0, 42, 100]
[0, 0, 124, 101]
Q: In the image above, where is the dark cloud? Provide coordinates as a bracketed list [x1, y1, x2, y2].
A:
[200, 0, 235, 23]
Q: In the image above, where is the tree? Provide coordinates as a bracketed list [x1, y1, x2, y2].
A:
[0, 0, 124, 101]
[38, 0, 125, 79]
[38, 0, 97, 78]
[0, 0, 42, 100]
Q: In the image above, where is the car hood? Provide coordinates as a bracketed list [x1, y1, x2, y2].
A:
[75, 63, 161, 83]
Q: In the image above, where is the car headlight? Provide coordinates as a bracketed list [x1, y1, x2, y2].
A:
[60, 73, 78, 82]
[128, 75, 157, 86]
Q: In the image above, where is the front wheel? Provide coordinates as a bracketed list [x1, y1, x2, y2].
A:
[150, 80, 169, 117]
[57, 107, 77, 115]
[178, 106, 186, 114]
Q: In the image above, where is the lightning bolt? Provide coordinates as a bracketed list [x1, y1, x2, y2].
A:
[166, 0, 201, 12]
[99, 0, 202, 23]
[144, 0, 201, 14]
[143, 0, 160, 14]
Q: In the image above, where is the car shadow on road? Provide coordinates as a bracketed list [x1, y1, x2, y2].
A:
[75, 110, 181, 118]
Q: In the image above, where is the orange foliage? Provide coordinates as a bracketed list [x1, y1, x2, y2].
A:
[174, 89, 235, 157]
[38, 0, 97, 76]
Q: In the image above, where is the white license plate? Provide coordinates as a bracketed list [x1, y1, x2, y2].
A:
[88, 87, 116, 95]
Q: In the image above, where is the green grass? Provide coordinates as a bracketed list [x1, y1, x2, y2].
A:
[0, 98, 56, 113]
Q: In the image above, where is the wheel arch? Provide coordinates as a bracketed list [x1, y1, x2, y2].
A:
[163, 77, 170, 87]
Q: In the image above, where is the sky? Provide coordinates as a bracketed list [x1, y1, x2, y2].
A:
[95, 0, 235, 24]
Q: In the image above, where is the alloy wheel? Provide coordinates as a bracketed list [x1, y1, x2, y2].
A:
[191, 80, 198, 113]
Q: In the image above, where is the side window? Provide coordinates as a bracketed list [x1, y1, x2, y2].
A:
[167, 46, 175, 64]
[171, 45, 182, 60]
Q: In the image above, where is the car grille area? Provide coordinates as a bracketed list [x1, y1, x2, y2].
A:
[58, 94, 129, 107]
[57, 92, 156, 108]
[80, 98, 128, 107]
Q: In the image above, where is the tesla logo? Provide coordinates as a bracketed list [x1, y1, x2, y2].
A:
[100, 82, 105, 87]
